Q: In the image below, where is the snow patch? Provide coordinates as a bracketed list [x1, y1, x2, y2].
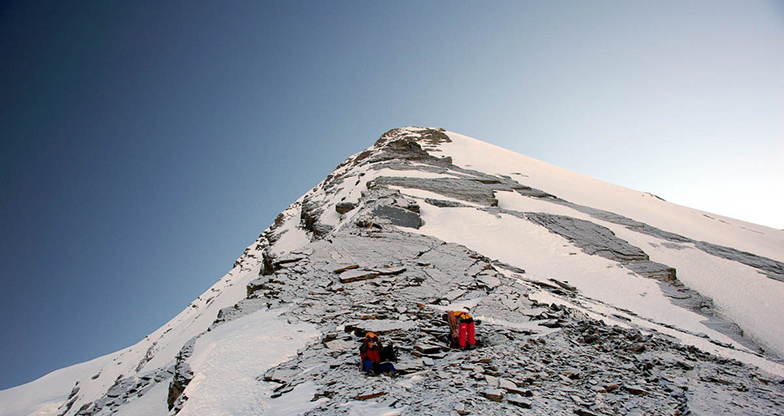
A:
[177, 309, 319, 416]
[113, 381, 169, 416]
[264, 382, 326, 416]
[0, 353, 116, 416]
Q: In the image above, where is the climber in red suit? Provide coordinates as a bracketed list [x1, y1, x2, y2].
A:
[445, 310, 476, 349]
[359, 332, 396, 375]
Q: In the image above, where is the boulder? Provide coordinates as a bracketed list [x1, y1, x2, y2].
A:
[478, 273, 501, 289]
[333, 264, 359, 274]
[339, 269, 381, 283]
[336, 202, 357, 214]
[623, 384, 648, 395]
[371, 205, 422, 229]
[505, 394, 532, 409]
[483, 388, 504, 402]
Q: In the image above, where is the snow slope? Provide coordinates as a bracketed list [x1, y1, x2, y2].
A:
[176, 309, 319, 416]
[442, 131, 784, 262]
[2, 127, 782, 416]
[0, 354, 116, 416]
[430, 131, 784, 359]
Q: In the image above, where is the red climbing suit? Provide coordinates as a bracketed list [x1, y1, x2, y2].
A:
[447, 310, 476, 348]
[359, 334, 382, 363]
[359, 332, 396, 374]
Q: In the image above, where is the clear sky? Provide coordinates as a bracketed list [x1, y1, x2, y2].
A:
[0, 1, 781, 390]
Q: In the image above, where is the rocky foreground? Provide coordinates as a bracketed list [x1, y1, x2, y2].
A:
[201, 231, 783, 416]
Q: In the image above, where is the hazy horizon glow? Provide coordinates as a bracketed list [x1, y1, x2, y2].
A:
[0, 0, 781, 389]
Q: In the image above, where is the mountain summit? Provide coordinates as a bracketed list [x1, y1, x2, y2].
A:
[3, 127, 784, 415]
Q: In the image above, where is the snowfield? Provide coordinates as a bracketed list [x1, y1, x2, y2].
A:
[3, 127, 783, 416]
[434, 131, 784, 360]
[177, 309, 320, 416]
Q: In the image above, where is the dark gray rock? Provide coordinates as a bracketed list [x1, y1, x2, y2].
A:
[371, 176, 499, 206]
[525, 213, 649, 262]
[425, 198, 467, 208]
[335, 202, 357, 214]
[624, 260, 677, 282]
[300, 196, 332, 238]
[338, 269, 381, 283]
[483, 388, 505, 402]
[371, 205, 422, 229]
[548, 197, 784, 283]
[168, 337, 199, 412]
[623, 384, 648, 395]
[695, 241, 784, 282]
[505, 394, 532, 408]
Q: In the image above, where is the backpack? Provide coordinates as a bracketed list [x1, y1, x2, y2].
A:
[380, 343, 397, 362]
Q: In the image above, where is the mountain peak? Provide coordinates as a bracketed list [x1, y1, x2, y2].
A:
[374, 126, 452, 147]
[4, 128, 783, 416]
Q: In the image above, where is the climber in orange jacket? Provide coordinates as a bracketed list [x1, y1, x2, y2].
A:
[445, 310, 476, 349]
[359, 332, 396, 375]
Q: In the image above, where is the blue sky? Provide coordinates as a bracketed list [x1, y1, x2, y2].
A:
[0, 1, 781, 389]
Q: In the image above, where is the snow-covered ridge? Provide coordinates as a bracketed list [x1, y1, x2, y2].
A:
[3, 126, 783, 416]
[433, 129, 784, 354]
[442, 131, 784, 262]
